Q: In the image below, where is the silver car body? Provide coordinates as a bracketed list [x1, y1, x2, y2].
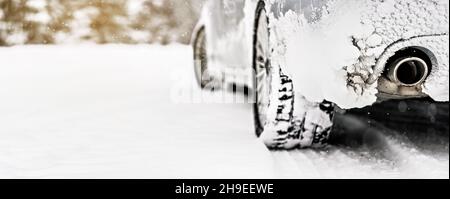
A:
[193, 0, 449, 109]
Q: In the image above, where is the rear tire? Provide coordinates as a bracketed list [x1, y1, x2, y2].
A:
[253, 3, 270, 136]
[253, 2, 295, 137]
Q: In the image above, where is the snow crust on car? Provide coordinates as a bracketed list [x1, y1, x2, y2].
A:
[270, 0, 449, 109]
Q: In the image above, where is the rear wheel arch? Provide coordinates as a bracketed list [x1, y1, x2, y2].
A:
[192, 26, 214, 89]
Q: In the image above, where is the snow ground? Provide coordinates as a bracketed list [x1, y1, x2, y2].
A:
[0, 45, 448, 179]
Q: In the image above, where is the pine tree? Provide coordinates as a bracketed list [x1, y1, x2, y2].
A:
[130, 0, 177, 45]
[0, 0, 47, 46]
[85, 0, 131, 44]
[45, 0, 75, 36]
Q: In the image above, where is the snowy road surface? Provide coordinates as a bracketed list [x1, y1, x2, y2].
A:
[0, 45, 448, 178]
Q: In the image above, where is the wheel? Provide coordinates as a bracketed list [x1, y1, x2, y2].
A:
[193, 27, 213, 89]
[252, 2, 295, 137]
[253, 3, 271, 136]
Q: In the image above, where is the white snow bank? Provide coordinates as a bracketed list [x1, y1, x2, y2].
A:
[0, 45, 274, 178]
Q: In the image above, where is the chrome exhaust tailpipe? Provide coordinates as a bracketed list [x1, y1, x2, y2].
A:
[386, 57, 429, 87]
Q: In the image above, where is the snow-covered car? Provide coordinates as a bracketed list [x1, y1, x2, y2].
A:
[191, 0, 449, 149]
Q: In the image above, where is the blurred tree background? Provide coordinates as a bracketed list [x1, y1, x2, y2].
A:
[0, 0, 204, 46]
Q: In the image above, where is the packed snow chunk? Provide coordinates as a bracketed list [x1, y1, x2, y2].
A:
[366, 34, 383, 48]
[272, 1, 377, 109]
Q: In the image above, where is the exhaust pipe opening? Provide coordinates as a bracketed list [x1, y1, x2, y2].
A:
[388, 57, 429, 86]
[379, 47, 434, 99]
